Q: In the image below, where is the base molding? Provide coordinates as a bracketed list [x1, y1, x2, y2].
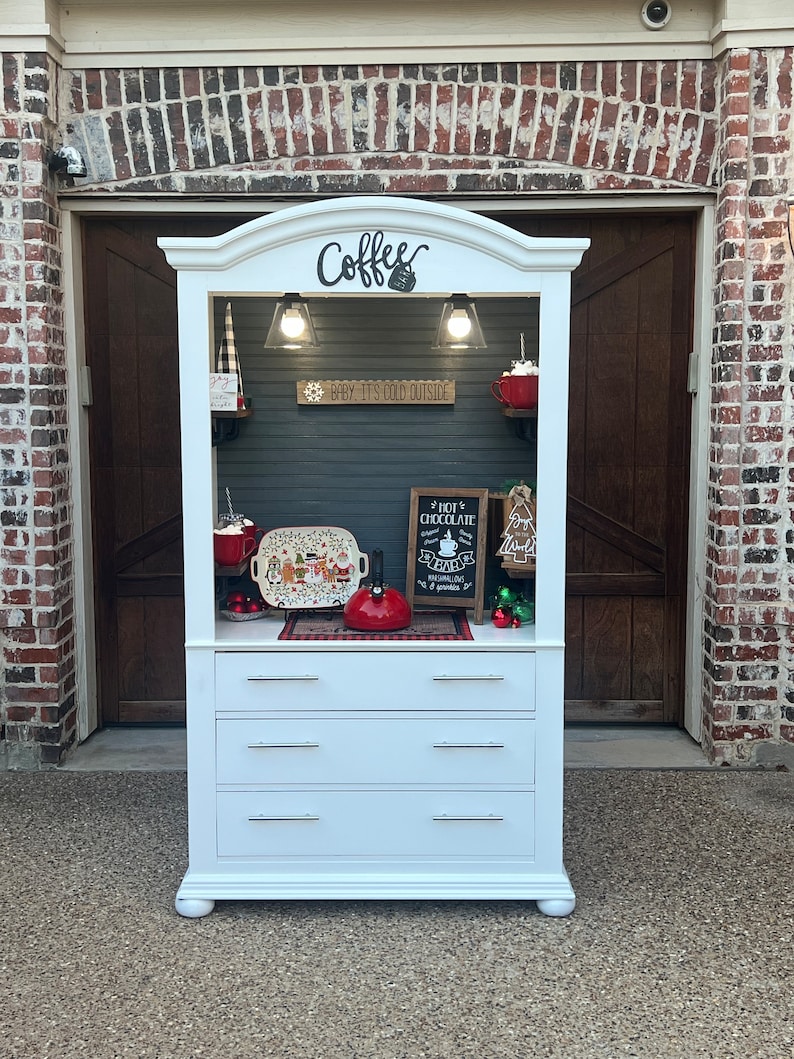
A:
[175, 867, 575, 916]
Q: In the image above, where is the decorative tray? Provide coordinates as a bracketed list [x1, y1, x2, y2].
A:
[250, 526, 369, 609]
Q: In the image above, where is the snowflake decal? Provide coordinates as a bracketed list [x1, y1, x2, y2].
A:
[303, 381, 324, 403]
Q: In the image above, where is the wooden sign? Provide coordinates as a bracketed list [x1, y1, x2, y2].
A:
[497, 485, 537, 572]
[297, 380, 454, 405]
[405, 487, 489, 624]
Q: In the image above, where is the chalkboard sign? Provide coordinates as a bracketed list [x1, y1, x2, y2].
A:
[405, 487, 489, 624]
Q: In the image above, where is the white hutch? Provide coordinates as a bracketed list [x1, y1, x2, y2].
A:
[159, 198, 588, 918]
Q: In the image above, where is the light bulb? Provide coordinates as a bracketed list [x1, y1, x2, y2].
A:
[280, 307, 306, 339]
[447, 308, 473, 340]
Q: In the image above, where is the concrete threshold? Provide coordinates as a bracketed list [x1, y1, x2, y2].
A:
[59, 723, 712, 772]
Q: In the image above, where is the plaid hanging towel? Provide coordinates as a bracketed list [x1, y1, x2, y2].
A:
[216, 301, 244, 399]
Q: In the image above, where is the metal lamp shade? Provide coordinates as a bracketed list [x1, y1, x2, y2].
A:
[432, 297, 487, 349]
[264, 295, 320, 350]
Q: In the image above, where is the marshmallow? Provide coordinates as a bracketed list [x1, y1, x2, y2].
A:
[509, 359, 540, 376]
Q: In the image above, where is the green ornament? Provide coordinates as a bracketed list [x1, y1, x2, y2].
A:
[512, 599, 535, 624]
[495, 584, 519, 606]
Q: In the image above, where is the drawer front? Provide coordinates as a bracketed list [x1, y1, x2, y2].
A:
[217, 716, 535, 786]
[217, 791, 535, 858]
[215, 651, 535, 712]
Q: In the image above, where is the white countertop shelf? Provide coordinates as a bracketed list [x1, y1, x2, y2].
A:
[188, 610, 552, 651]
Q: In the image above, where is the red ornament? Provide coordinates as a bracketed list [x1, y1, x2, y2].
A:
[226, 590, 247, 605]
[491, 606, 512, 628]
[511, 616, 522, 628]
[245, 598, 264, 613]
[227, 600, 247, 614]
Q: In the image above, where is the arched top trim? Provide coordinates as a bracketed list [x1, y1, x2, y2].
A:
[159, 197, 588, 290]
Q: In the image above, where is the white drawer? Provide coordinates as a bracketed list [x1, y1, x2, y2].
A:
[216, 716, 535, 786]
[217, 791, 535, 858]
[214, 651, 535, 712]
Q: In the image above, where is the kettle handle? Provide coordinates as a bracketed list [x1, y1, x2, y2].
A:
[370, 549, 385, 599]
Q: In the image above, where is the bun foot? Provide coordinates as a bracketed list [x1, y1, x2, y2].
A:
[175, 897, 215, 918]
[536, 897, 575, 918]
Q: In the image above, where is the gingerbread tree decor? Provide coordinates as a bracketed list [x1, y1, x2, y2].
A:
[497, 483, 537, 571]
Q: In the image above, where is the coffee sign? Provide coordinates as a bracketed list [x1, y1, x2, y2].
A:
[316, 230, 429, 289]
[405, 488, 489, 624]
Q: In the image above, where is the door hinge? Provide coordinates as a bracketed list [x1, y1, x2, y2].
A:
[79, 365, 93, 407]
[687, 351, 699, 395]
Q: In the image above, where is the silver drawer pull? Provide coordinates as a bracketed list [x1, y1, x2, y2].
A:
[248, 814, 319, 822]
[247, 742, 320, 749]
[246, 675, 320, 682]
[433, 813, 504, 822]
[433, 742, 505, 749]
[432, 674, 505, 681]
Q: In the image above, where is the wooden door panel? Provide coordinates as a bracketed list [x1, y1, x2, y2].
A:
[583, 471, 636, 574]
[117, 597, 146, 701]
[632, 597, 665, 700]
[581, 597, 633, 698]
[140, 473, 183, 574]
[84, 216, 252, 726]
[639, 257, 674, 331]
[85, 222, 184, 724]
[506, 208, 691, 727]
[585, 337, 637, 479]
[113, 468, 143, 553]
[108, 337, 140, 463]
[587, 276, 639, 335]
[114, 593, 187, 712]
[634, 466, 669, 549]
[144, 597, 186, 696]
[139, 337, 181, 468]
[564, 598, 584, 699]
[540, 213, 694, 724]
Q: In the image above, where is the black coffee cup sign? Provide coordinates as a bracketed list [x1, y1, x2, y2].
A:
[405, 487, 489, 624]
[388, 262, 417, 292]
[317, 231, 428, 289]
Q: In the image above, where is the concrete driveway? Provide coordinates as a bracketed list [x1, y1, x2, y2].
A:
[1, 767, 790, 1059]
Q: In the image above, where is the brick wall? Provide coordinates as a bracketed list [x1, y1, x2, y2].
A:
[703, 47, 794, 766]
[0, 52, 76, 768]
[61, 60, 718, 194]
[1, 53, 792, 765]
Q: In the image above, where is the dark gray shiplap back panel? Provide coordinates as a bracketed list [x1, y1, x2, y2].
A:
[215, 296, 539, 594]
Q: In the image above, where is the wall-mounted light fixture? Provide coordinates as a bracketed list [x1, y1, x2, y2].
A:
[48, 145, 87, 178]
[264, 295, 319, 350]
[432, 295, 487, 350]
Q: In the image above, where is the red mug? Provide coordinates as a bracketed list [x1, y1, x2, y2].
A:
[243, 524, 262, 555]
[213, 528, 247, 567]
[213, 525, 262, 566]
[491, 374, 539, 410]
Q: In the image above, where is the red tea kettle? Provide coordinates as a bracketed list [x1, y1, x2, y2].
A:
[343, 549, 412, 631]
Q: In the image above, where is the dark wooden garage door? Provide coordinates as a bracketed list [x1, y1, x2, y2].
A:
[83, 211, 694, 727]
[509, 213, 694, 723]
[82, 216, 252, 724]
[569, 216, 693, 723]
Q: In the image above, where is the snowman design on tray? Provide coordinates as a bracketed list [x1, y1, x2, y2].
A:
[251, 527, 369, 609]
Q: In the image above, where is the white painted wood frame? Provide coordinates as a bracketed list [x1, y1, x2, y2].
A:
[159, 196, 588, 917]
